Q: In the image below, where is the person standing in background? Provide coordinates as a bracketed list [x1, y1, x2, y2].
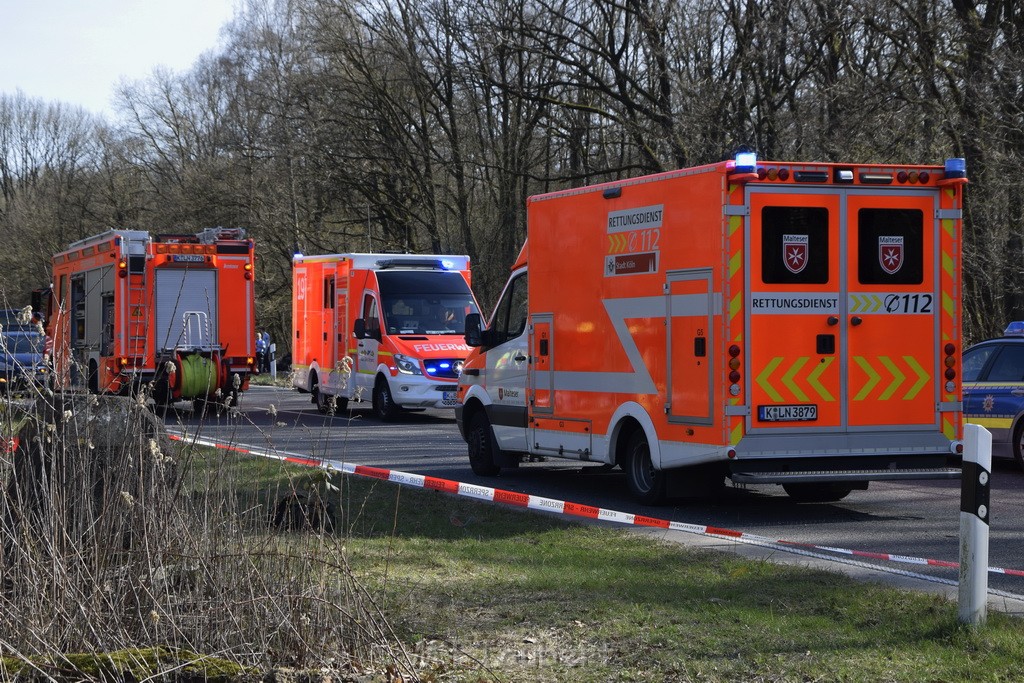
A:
[255, 331, 267, 373]
[261, 331, 272, 373]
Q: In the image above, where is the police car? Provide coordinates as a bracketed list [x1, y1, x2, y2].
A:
[962, 321, 1024, 469]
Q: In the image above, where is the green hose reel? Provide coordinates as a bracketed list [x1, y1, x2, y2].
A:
[178, 353, 219, 398]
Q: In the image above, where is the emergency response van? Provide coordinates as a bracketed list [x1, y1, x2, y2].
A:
[457, 154, 967, 503]
[291, 253, 480, 419]
[45, 228, 257, 411]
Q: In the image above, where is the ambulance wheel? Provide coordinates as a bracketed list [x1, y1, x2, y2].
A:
[782, 483, 854, 503]
[624, 429, 666, 505]
[467, 412, 501, 476]
[314, 386, 347, 415]
[312, 381, 329, 415]
[1013, 421, 1024, 470]
[372, 377, 401, 421]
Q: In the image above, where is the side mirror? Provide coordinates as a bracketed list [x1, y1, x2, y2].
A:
[464, 313, 483, 347]
[353, 318, 366, 340]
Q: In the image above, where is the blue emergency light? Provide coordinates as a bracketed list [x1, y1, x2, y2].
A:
[734, 152, 757, 174]
[945, 158, 966, 179]
[1003, 321, 1024, 336]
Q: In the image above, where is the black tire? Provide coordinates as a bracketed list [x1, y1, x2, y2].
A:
[372, 376, 401, 421]
[193, 396, 227, 417]
[151, 376, 173, 417]
[467, 412, 501, 476]
[624, 429, 666, 505]
[87, 361, 99, 394]
[1013, 421, 1024, 471]
[313, 383, 329, 415]
[782, 483, 855, 503]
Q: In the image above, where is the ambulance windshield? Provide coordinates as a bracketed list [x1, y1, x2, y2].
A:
[377, 271, 480, 335]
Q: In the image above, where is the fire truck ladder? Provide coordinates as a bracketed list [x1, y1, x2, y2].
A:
[124, 236, 150, 359]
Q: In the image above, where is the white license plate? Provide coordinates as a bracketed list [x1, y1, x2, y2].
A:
[442, 391, 457, 406]
[758, 404, 817, 422]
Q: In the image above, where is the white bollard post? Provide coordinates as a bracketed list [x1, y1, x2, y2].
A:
[270, 343, 277, 381]
[959, 423, 991, 626]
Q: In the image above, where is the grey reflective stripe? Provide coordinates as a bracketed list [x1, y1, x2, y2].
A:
[552, 294, 719, 394]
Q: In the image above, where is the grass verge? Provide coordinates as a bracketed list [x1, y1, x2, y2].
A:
[208, 449, 1024, 683]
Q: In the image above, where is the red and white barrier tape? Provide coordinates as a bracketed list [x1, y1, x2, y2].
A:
[167, 431, 1024, 582]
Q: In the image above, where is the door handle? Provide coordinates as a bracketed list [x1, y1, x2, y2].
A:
[827, 316, 839, 326]
[514, 354, 527, 362]
[850, 316, 863, 326]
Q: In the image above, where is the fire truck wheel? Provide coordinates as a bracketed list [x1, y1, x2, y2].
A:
[467, 412, 501, 476]
[624, 429, 666, 505]
[87, 361, 99, 394]
[193, 397, 227, 418]
[782, 483, 854, 503]
[372, 377, 401, 421]
[1013, 421, 1024, 470]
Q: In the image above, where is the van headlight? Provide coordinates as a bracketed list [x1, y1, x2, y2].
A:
[393, 353, 422, 375]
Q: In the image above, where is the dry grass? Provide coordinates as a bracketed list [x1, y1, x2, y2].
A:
[0, 377, 414, 681]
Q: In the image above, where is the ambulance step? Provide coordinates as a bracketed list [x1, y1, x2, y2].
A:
[729, 467, 961, 484]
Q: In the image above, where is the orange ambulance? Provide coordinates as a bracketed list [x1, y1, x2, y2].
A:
[292, 253, 480, 419]
[458, 155, 967, 503]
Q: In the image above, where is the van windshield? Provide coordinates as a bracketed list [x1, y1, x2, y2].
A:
[377, 271, 480, 335]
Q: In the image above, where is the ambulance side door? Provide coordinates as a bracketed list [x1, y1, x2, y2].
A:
[485, 271, 530, 452]
[355, 292, 382, 398]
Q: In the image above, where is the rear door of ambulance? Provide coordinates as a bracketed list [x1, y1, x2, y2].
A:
[743, 182, 946, 457]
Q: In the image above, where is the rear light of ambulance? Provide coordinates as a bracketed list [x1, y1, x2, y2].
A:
[118, 260, 128, 278]
[943, 342, 957, 390]
[728, 344, 742, 395]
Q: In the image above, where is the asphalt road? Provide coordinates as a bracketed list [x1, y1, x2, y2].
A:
[165, 384, 1024, 599]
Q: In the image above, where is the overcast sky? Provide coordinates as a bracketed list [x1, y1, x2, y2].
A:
[1, 0, 238, 117]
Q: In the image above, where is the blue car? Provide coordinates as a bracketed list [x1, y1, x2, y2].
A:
[0, 329, 49, 393]
[962, 321, 1024, 469]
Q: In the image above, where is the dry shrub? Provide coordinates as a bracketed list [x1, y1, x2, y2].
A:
[0, 387, 411, 680]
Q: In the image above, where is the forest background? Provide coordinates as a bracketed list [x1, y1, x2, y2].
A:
[0, 0, 1021, 350]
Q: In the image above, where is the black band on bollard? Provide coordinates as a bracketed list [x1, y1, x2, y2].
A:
[960, 460, 990, 525]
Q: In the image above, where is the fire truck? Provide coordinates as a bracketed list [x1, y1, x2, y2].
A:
[457, 154, 967, 504]
[45, 228, 257, 411]
[292, 253, 480, 419]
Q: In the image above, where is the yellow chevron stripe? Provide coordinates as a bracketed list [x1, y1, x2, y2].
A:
[729, 215, 742, 237]
[730, 421, 744, 445]
[756, 357, 785, 402]
[806, 357, 835, 402]
[853, 356, 880, 401]
[903, 356, 929, 399]
[781, 357, 810, 402]
[942, 291, 954, 318]
[878, 356, 905, 400]
[729, 250, 742, 278]
[730, 292, 743, 321]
